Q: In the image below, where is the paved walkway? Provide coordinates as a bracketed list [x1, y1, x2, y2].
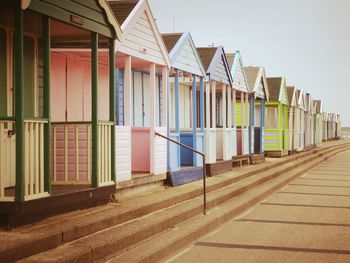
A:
[168, 149, 350, 263]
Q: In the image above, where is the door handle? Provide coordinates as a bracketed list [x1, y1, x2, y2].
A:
[8, 129, 15, 137]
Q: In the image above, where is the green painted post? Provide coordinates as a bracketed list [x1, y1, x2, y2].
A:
[43, 16, 51, 193]
[91, 32, 99, 187]
[15, 8, 24, 202]
[109, 39, 116, 182]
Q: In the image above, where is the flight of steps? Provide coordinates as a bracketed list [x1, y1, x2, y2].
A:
[1, 141, 349, 263]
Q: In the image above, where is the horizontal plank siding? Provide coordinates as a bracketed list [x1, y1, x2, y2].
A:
[232, 59, 248, 91]
[172, 38, 203, 76]
[29, 0, 114, 37]
[211, 56, 230, 85]
[119, 10, 165, 65]
[115, 125, 131, 182]
[154, 127, 167, 175]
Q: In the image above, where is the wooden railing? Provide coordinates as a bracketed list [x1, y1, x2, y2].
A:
[0, 119, 15, 201]
[98, 122, 113, 186]
[24, 119, 48, 200]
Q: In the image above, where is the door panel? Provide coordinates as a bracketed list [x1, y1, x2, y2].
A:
[83, 61, 91, 122]
[67, 57, 83, 122]
[50, 53, 66, 122]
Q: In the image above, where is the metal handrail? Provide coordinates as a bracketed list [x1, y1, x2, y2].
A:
[155, 132, 207, 215]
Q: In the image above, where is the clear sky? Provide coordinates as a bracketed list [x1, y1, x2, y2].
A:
[148, 0, 350, 126]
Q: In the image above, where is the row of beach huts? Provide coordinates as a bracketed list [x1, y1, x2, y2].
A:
[0, 0, 341, 226]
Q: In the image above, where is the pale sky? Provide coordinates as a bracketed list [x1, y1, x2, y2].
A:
[149, 0, 350, 126]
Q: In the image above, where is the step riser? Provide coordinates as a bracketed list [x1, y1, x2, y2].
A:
[11, 143, 350, 263]
[92, 205, 204, 261]
[134, 146, 350, 263]
[77, 147, 350, 262]
[101, 146, 350, 261]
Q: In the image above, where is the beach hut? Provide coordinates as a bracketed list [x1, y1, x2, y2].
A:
[226, 52, 250, 166]
[335, 114, 341, 139]
[264, 77, 290, 157]
[244, 66, 269, 163]
[161, 32, 206, 185]
[313, 100, 323, 146]
[0, 0, 122, 226]
[296, 89, 307, 151]
[304, 92, 314, 149]
[197, 47, 234, 176]
[327, 113, 337, 140]
[286, 86, 298, 153]
[322, 112, 328, 141]
[109, 0, 170, 195]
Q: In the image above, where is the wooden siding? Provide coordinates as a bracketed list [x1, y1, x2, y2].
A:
[179, 84, 191, 129]
[115, 126, 131, 182]
[232, 58, 248, 92]
[133, 71, 161, 127]
[23, 35, 35, 118]
[257, 79, 265, 98]
[51, 124, 91, 183]
[0, 28, 7, 116]
[118, 8, 167, 66]
[51, 52, 109, 122]
[171, 35, 203, 76]
[210, 54, 231, 85]
[28, 0, 119, 38]
[154, 126, 167, 174]
[0, 122, 15, 189]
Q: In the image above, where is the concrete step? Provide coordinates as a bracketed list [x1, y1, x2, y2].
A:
[108, 145, 350, 263]
[16, 143, 350, 263]
[1, 141, 348, 262]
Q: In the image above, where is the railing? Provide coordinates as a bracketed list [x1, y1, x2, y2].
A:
[24, 119, 48, 200]
[98, 122, 113, 186]
[0, 119, 15, 201]
[51, 122, 91, 184]
[155, 132, 207, 215]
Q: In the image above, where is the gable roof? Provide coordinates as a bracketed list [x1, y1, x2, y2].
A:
[109, 1, 138, 25]
[161, 33, 182, 53]
[197, 46, 232, 85]
[266, 78, 282, 101]
[226, 51, 249, 93]
[226, 53, 235, 70]
[296, 89, 306, 109]
[286, 86, 297, 107]
[244, 66, 270, 100]
[161, 32, 206, 77]
[197, 47, 217, 71]
[314, 100, 323, 114]
[110, 0, 171, 67]
[266, 77, 288, 104]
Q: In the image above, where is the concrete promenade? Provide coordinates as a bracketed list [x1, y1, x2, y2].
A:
[168, 150, 350, 263]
